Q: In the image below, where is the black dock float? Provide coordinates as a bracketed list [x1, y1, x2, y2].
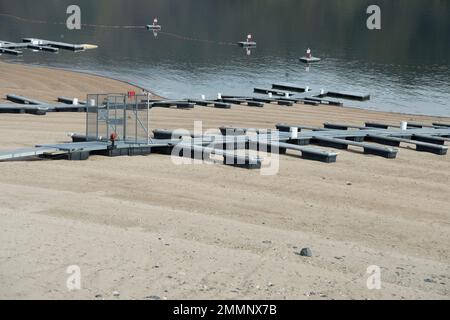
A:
[271, 84, 309, 93]
[304, 97, 344, 106]
[152, 100, 194, 109]
[299, 150, 337, 163]
[150, 145, 174, 155]
[323, 123, 366, 130]
[53, 105, 86, 112]
[214, 103, 232, 109]
[276, 124, 293, 132]
[322, 91, 370, 101]
[411, 134, 447, 145]
[153, 129, 190, 140]
[433, 122, 450, 128]
[127, 146, 153, 157]
[176, 102, 195, 109]
[219, 98, 264, 107]
[66, 151, 90, 161]
[246, 96, 294, 106]
[313, 137, 349, 150]
[247, 100, 264, 107]
[150, 101, 173, 108]
[254, 88, 293, 97]
[275, 99, 294, 106]
[365, 122, 391, 129]
[366, 135, 400, 146]
[6, 94, 45, 105]
[223, 154, 262, 169]
[27, 45, 59, 52]
[312, 136, 398, 158]
[366, 135, 448, 155]
[405, 123, 427, 129]
[301, 99, 319, 106]
[70, 134, 88, 142]
[107, 144, 156, 157]
[219, 98, 242, 105]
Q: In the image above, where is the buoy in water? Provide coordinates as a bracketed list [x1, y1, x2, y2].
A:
[300, 47, 321, 63]
[238, 34, 256, 47]
[146, 18, 161, 30]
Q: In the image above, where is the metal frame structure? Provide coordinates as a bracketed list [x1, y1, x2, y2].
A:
[86, 93, 151, 145]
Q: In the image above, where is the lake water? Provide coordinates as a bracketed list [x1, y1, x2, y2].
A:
[1, 0, 449, 116]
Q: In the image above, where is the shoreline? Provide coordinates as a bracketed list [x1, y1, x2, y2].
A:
[0, 61, 160, 105]
[1, 60, 163, 99]
[0, 60, 448, 119]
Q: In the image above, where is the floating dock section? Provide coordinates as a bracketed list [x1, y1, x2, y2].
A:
[22, 38, 86, 51]
[0, 94, 87, 115]
[0, 38, 97, 55]
[0, 82, 370, 116]
[318, 90, 370, 101]
[1, 119, 449, 170]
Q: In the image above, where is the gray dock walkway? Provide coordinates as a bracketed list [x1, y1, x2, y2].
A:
[6, 94, 45, 105]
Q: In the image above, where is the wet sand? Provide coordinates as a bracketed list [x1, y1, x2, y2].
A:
[0, 61, 449, 300]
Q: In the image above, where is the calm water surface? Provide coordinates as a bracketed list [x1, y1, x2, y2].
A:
[1, 0, 449, 116]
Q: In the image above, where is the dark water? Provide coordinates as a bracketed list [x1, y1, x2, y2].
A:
[1, 0, 449, 116]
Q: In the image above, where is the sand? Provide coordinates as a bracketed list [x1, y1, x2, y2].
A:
[0, 61, 449, 300]
[0, 61, 145, 104]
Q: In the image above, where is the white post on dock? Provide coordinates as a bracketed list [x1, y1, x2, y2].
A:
[290, 127, 298, 139]
[400, 121, 408, 131]
[217, 93, 222, 100]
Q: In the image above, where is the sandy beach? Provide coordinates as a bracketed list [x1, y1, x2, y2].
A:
[0, 61, 449, 300]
